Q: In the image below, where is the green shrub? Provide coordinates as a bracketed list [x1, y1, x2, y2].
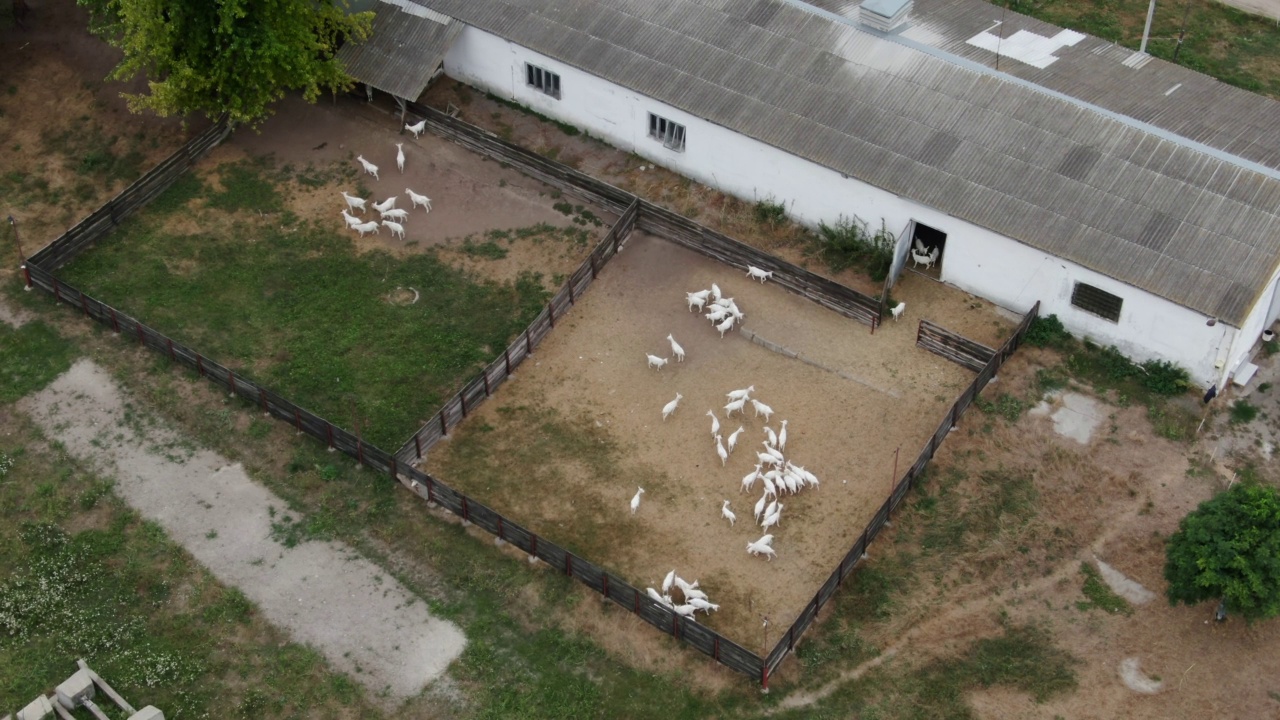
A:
[753, 197, 787, 226]
[1139, 359, 1192, 396]
[809, 215, 894, 280]
[1023, 314, 1072, 349]
[1230, 400, 1259, 425]
[1263, 339, 1279, 357]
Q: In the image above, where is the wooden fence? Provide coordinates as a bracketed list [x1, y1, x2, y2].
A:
[395, 199, 639, 465]
[20, 97, 1040, 688]
[25, 118, 231, 273]
[758, 301, 1040, 687]
[916, 319, 997, 372]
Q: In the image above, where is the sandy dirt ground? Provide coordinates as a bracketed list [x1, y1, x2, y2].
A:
[426, 230, 980, 651]
[773, 348, 1280, 717]
[19, 360, 466, 704]
[197, 94, 607, 290]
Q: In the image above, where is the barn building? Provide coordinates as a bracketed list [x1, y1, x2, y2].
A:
[343, 0, 1280, 390]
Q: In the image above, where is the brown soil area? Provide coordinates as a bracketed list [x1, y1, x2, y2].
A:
[200, 94, 606, 290]
[0, 0, 191, 253]
[426, 230, 979, 651]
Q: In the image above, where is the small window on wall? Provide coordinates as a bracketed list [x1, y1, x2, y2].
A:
[525, 63, 561, 98]
[1071, 282, 1123, 322]
[648, 113, 686, 151]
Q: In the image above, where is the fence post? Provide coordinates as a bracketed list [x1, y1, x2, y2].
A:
[460, 391, 468, 420]
[531, 533, 538, 557]
[167, 338, 175, 362]
[357, 437, 364, 466]
[462, 496, 469, 521]
[52, 276, 61, 302]
[525, 329, 533, 356]
[258, 387, 268, 414]
[566, 279, 575, 305]
[589, 253, 598, 279]
[504, 348, 512, 376]
[497, 516, 504, 540]
[21, 265, 32, 290]
[565, 554, 572, 576]
[438, 410, 447, 437]
[293, 408, 302, 434]
[109, 307, 120, 333]
[228, 372, 237, 397]
[79, 293, 89, 318]
[414, 433, 423, 460]
[326, 422, 334, 451]
[483, 370, 491, 398]
[634, 588, 639, 613]
[602, 573, 608, 598]
[390, 457, 397, 481]
[714, 636, 720, 661]
[762, 666, 769, 691]
[136, 321, 145, 346]
[547, 301, 555, 328]
[197, 354, 205, 377]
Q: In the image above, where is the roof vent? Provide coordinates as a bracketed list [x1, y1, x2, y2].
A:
[860, 0, 913, 32]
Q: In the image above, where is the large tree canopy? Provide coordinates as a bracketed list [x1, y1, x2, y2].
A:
[79, 0, 372, 126]
[1165, 482, 1280, 621]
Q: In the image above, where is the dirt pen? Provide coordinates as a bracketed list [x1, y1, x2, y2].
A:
[21, 96, 1037, 688]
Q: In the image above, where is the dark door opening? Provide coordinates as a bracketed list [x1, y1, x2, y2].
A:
[910, 222, 947, 276]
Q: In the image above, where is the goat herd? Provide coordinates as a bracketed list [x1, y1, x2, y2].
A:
[337, 119, 434, 240]
[633, 270, 825, 621]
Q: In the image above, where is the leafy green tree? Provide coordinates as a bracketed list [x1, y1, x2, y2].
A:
[78, 0, 373, 126]
[1165, 482, 1280, 621]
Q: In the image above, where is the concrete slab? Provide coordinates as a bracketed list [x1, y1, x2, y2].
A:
[54, 670, 94, 709]
[1030, 391, 1101, 444]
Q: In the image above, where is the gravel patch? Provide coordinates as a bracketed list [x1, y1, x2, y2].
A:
[20, 360, 466, 702]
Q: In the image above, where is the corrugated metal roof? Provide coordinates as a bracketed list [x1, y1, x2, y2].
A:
[406, 0, 1279, 325]
[337, 1, 462, 101]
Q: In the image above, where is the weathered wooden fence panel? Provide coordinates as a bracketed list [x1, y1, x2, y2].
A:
[916, 320, 997, 372]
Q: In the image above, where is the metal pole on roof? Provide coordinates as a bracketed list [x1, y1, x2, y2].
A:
[1139, 0, 1158, 54]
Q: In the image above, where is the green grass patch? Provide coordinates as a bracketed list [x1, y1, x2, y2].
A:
[460, 237, 509, 259]
[1230, 399, 1259, 424]
[59, 179, 549, 447]
[1076, 562, 1134, 615]
[917, 467, 1038, 556]
[0, 418, 382, 718]
[782, 624, 1077, 719]
[977, 392, 1028, 422]
[207, 159, 283, 213]
[41, 122, 144, 185]
[0, 321, 76, 403]
[147, 171, 206, 215]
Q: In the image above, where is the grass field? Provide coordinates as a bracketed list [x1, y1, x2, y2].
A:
[58, 160, 550, 449]
[0, 322, 384, 719]
[997, 0, 1280, 98]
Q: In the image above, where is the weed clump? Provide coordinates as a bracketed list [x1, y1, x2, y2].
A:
[807, 215, 895, 281]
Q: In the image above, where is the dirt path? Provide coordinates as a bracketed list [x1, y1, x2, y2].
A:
[19, 360, 466, 703]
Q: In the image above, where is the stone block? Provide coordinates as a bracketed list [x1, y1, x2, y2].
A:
[15, 695, 53, 720]
[55, 669, 95, 709]
[127, 706, 165, 720]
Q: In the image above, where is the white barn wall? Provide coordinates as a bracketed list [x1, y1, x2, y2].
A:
[443, 28, 1229, 385]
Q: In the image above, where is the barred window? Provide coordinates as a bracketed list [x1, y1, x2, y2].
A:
[648, 113, 686, 152]
[1071, 282, 1123, 322]
[525, 63, 561, 98]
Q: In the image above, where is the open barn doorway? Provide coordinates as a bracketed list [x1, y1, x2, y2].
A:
[909, 222, 947, 279]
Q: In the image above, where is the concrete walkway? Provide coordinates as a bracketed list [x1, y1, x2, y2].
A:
[20, 360, 465, 702]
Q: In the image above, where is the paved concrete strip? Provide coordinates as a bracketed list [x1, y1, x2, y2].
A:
[20, 360, 466, 701]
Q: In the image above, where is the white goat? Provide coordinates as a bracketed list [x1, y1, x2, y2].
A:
[373, 196, 397, 213]
[727, 386, 755, 402]
[763, 499, 778, 521]
[405, 188, 432, 212]
[352, 220, 380, 237]
[646, 354, 669, 371]
[727, 426, 744, 454]
[761, 475, 777, 499]
[382, 219, 405, 240]
[689, 597, 720, 613]
[340, 191, 366, 214]
[755, 534, 775, 548]
[757, 451, 781, 468]
[741, 464, 761, 494]
[763, 426, 778, 448]
[910, 249, 932, 269]
[646, 587, 671, 607]
[715, 435, 728, 466]
[761, 510, 780, 532]
[662, 392, 683, 421]
[752, 399, 775, 422]
[706, 410, 720, 437]
[710, 283, 722, 302]
[891, 302, 907, 321]
[715, 316, 735, 338]
[754, 494, 768, 522]
[661, 570, 676, 594]
[746, 265, 773, 283]
[746, 540, 776, 561]
[672, 604, 698, 620]
[396, 142, 405, 173]
[341, 209, 361, 228]
[778, 420, 788, 452]
[356, 155, 379, 180]
[705, 306, 730, 323]
[682, 587, 708, 602]
[380, 208, 409, 223]
[687, 292, 707, 312]
[630, 487, 645, 515]
[724, 397, 747, 418]
[721, 500, 736, 527]
[405, 118, 427, 138]
[667, 334, 685, 362]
